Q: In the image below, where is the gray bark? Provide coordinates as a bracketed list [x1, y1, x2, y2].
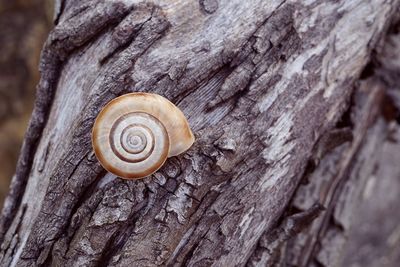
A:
[1, 0, 400, 266]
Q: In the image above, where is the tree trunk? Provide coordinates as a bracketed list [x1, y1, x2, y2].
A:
[1, 0, 400, 266]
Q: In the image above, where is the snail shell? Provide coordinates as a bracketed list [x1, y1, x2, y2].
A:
[92, 92, 194, 179]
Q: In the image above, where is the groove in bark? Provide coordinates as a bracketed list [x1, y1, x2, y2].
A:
[248, 14, 400, 267]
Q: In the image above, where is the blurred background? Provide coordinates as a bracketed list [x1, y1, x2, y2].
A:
[0, 0, 53, 207]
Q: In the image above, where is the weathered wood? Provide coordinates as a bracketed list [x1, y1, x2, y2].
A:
[247, 78, 386, 267]
[249, 16, 400, 267]
[1, 0, 399, 266]
[341, 121, 400, 267]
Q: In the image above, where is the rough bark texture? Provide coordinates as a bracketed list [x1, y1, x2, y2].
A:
[1, 0, 400, 266]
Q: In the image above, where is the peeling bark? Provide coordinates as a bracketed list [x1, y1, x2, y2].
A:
[1, 0, 400, 266]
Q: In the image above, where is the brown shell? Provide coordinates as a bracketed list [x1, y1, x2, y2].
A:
[92, 93, 195, 179]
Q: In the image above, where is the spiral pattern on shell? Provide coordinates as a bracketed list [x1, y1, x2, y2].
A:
[92, 93, 195, 179]
[111, 112, 169, 170]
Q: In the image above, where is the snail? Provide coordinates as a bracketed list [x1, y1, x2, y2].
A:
[92, 92, 195, 179]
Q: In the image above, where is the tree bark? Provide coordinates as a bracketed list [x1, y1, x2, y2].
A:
[1, 0, 400, 266]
